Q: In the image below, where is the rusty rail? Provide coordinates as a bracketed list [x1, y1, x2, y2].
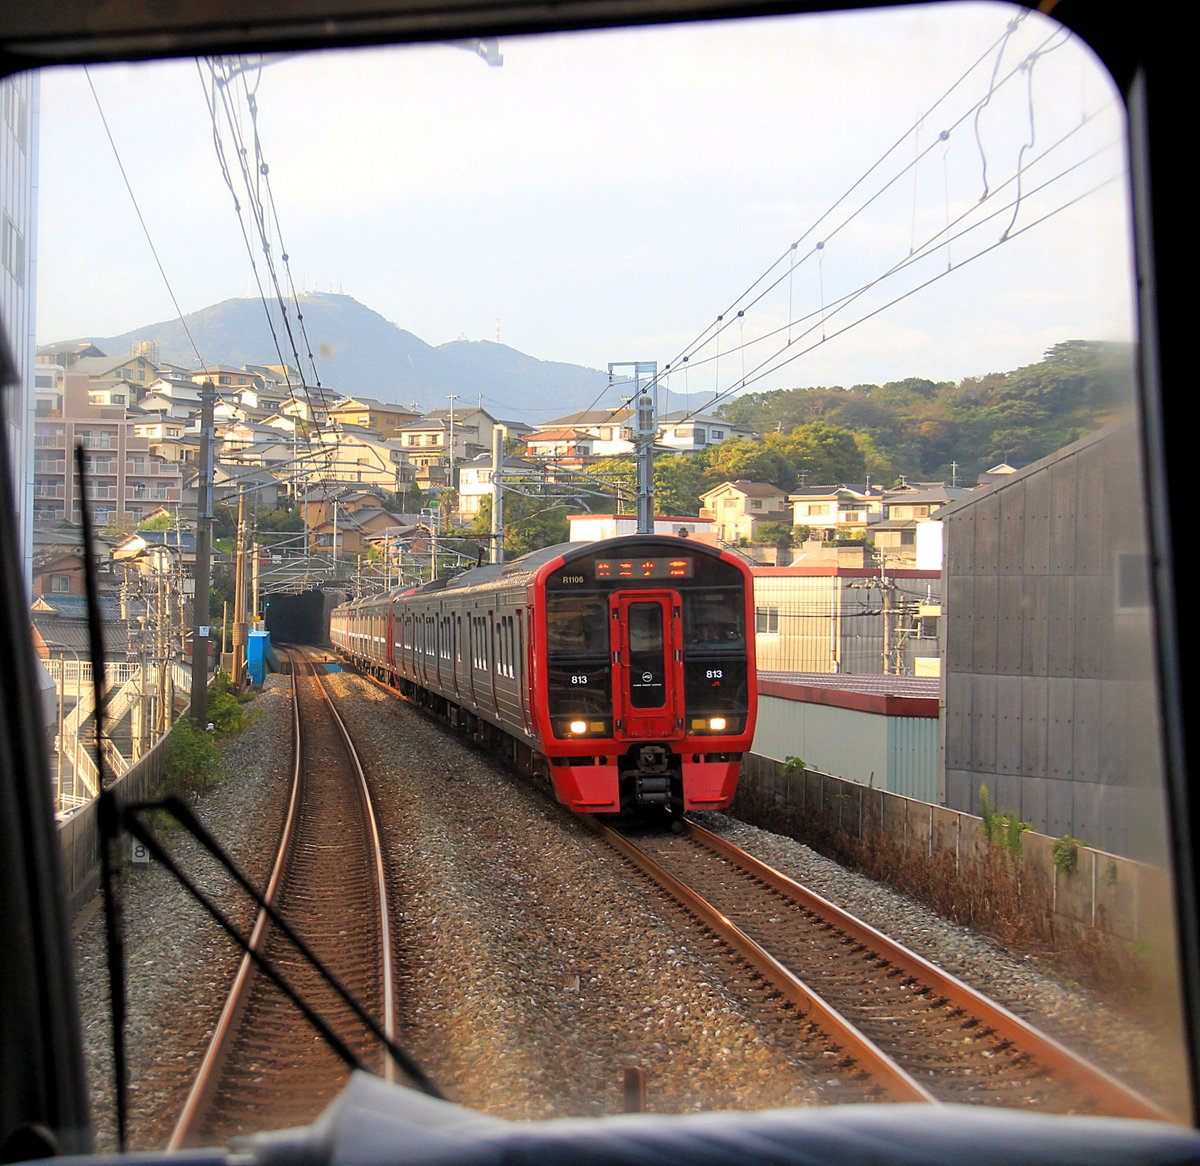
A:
[687, 819, 1174, 1123]
[591, 818, 938, 1104]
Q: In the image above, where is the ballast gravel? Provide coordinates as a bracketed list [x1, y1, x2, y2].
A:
[73, 670, 1187, 1151]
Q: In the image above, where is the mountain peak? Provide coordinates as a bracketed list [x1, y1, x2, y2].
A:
[63, 294, 610, 420]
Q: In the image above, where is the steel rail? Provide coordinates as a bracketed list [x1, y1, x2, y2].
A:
[167, 661, 307, 1150]
[306, 655, 398, 1081]
[588, 818, 938, 1105]
[686, 819, 1175, 1124]
[168, 650, 399, 1147]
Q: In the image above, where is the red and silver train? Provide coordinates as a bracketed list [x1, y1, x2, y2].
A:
[330, 535, 757, 817]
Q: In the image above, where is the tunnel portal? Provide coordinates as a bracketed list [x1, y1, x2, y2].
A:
[262, 588, 347, 646]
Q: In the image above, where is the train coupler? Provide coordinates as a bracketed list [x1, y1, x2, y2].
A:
[623, 744, 680, 807]
[634, 774, 671, 804]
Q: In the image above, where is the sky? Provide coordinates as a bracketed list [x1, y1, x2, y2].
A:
[32, 2, 1135, 407]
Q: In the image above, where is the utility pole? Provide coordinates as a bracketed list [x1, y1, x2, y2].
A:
[251, 528, 261, 630]
[232, 489, 248, 687]
[447, 394, 458, 494]
[609, 361, 657, 534]
[491, 424, 505, 565]
[332, 496, 339, 579]
[190, 381, 215, 727]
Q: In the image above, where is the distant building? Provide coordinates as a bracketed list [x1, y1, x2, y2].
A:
[656, 411, 752, 452]
[309, 505, 410, 557]
[326, 396, 420, 439]
[528, 410, 634, 462]
[789, 484, 885, 542]
[699, 480, 789, 544]
[32, 373, 183, 529]
[188, 364, 261, 392]
[752, 564, 942, 676]
[37, 341, 106, 370]
[566, 514, 715, 542]
[457, 453, 545, 521]
[872, 483, 971, 564]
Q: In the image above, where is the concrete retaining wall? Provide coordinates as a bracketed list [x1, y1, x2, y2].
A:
[738, 752, 1176, 957]
[58, 728, 172, 921]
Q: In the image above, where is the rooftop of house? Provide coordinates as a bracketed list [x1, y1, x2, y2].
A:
[702, 480, 786, 499]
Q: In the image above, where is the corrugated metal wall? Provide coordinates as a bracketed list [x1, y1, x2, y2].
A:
[751, 692, 938, 803]
[941, 423, 1168, 862]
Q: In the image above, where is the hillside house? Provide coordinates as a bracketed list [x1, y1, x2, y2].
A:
[457, 454, 546, 521]
[789, 484, 885, 542]
[657, 411, 752, 452]
[872, 483, 972, 563]
[529, 410, 635, 461]
[700, 480, 790, 544]
[326, 397, 420, 438]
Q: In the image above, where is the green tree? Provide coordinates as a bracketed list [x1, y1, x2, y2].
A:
[655, 453, 720, 515]
[854, 433, 897, 487]
[258, 504, 305, 535]
[709, 340, 1133, 485]
[140, 511, 189, 532]
[782, 420, 867, 485]
[705, 437, 794, 488]
[752, 521, 795, 549]
[102, 512, 139, 541]
[582, 456, 637, 512]
[472, 494, 569, 557]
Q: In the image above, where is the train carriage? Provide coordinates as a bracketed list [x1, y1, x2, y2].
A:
[331, 535, 757, 817]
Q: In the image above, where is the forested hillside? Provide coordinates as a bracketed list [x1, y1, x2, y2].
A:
[574, 341, 1133, 521]
[713, 340, 1132, 486]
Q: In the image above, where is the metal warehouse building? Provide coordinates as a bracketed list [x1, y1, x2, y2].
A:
[937, 422, 1168, 862]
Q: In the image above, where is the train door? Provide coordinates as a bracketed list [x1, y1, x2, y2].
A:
[610, 592, 684, 740]
[518, 608, 534, 737]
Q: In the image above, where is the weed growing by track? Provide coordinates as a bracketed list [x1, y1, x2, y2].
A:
[159, 674, 259, 809]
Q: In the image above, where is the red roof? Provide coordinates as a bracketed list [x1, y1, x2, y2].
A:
[757, 670, 938, 717]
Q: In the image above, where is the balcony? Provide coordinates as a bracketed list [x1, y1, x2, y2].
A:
[126, 486, 181, 503]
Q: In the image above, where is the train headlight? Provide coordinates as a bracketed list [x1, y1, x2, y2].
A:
[690, 716, 738, 734]
[569, 720, 588, 735]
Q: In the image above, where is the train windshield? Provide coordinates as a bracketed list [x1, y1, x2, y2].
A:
[682, 592, 745, 652]
[11, 0, 1192, 1151]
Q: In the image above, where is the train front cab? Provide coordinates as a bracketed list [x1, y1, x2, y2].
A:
[535, 540, 756, 817]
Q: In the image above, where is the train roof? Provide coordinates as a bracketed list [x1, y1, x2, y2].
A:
[392, 535, 747, 599]
[438, 535, 738, 590]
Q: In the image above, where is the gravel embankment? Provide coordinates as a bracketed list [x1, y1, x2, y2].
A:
[74, 678, 294, 1151]
[74, 670, 1188, 1150]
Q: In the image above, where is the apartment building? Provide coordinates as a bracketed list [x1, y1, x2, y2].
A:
[32, 373, 183, 527]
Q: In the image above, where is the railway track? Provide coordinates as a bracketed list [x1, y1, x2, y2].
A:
[594, 817, 1173, 1119]
[168, 649, 398, 1147]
